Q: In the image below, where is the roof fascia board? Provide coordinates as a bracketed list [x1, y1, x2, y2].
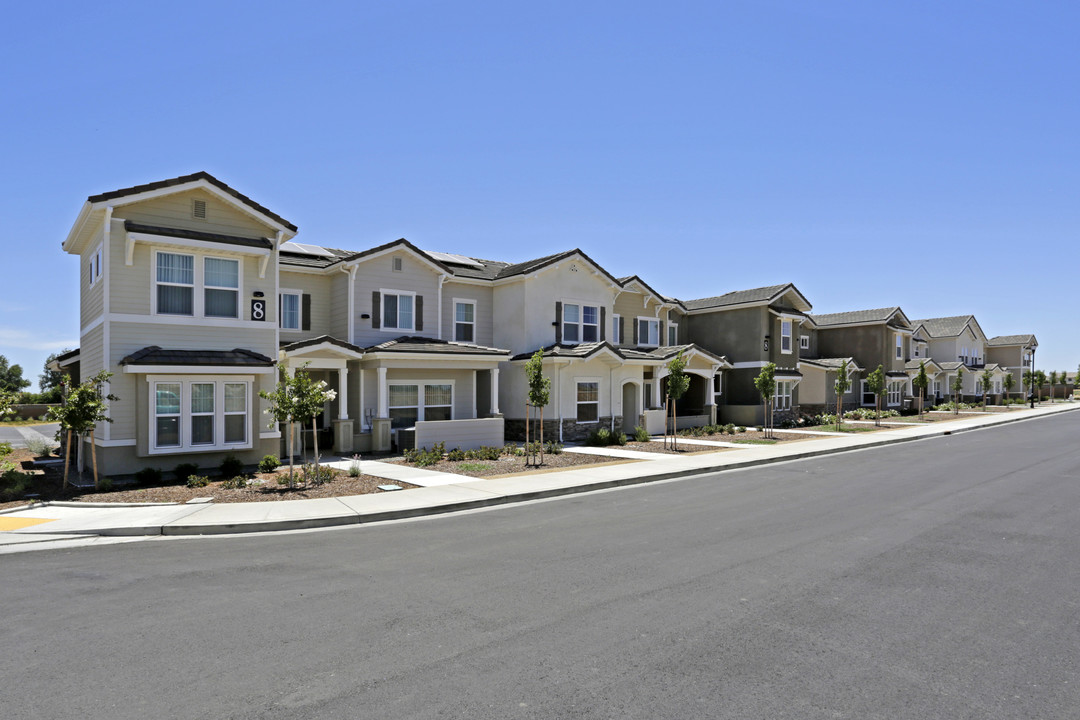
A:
[62, 202, 96, 253]
[127, 231, 271, 258]
[281, 342, 364, 360]
[122, 364, 276, 374]
[345, 241, 451, 276]
[684, 299, 771, 315]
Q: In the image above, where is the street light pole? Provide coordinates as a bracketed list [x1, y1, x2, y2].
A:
[1029, 346, 1036, 409]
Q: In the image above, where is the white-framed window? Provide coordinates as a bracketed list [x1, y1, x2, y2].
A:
[563, 303, 599, 344]
[861, 380, 874, 406]
[155, 251, 195, 316]
[89, 244, 103, 287]
[204, 257, 239, 319]
[668, 323, 678, 347]
[895, 333, 903, 360]
[388, 381, 454, 429]
[381, 290, 415, 331]
[150, 377, 251, 453]
[612, 314, 621, 344]
[800, 335, 809, 350]
[887, 381, 902, 406]
[934, 380, 941, 396]
[279, 290, 301, 330]
[774, 380, 793, 410]
[576, 380, 599, 423]
[713, 374, 723, 402]
[781, 320, 792, 354]
[454, 299, 475, 343]
[637, 318, 660, 347]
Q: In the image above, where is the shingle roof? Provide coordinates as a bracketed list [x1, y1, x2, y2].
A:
[910, 315, 975, 338]
[510, 341, 617, 362]
[683, 284, 792, 311]
[809, 307, 904, 327]
[904, 359, 941, 371]
[802, 357, 863, 372]
[119, 346, 274, 367]
[88, 171, 297, 231]
[987, 334, 1036, 347]
[54, 348, 81, 364]
[364, 336, 509, 356]
[280, 335, 364, 355]
[125, 221, 273, 250]
[279, 246, 355, 269]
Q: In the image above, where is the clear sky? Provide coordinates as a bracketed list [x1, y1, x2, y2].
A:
[2, 1, 1077, 389]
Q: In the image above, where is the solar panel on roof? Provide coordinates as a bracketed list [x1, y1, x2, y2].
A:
[425, 250, 484, 268]
[280, 241, 335, 257]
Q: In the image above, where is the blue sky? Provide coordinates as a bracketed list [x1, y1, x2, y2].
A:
[2, 1, 1076, 389]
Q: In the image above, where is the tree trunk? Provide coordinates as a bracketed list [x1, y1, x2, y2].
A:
[525, 403, 530, 466]
[312, 417, 319, 465]
[62, 429, 71, 490]
[836, 393, 842, 432]
[539, 405, 545, 465]
[673, 401, 678, 451]
[288, 421, 295, 484]
[875, 396, 880, 427]
[90, 428, 99, 490]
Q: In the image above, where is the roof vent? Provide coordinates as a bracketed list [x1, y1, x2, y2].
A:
[392, 256, 403, 272]
[192, 199, 207, 219]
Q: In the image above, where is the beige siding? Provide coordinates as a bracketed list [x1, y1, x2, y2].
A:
[613, 290, 667, 348]
[80, 325, 105, 377]
[415, 418, 504, 451]
[329, 272, 349, 341]
[108, 322, 276, 359]
[279, 269, 334, 341]
[117, 188, 275, 239]
[80, 224, 106, 327]
[352, 252, 441, 346]
[442, 281, 494, 347]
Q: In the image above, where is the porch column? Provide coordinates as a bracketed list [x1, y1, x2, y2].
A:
[490, 367, 500, 415]
[338, 368, 349, 420]
[377, 367, 388, 416]
[373, 367, 391, 453]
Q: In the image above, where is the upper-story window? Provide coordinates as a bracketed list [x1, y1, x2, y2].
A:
[382, 291, 415, 331]
[637, 318, 659, 347]
[612, 314, 621, 344]
[89, 244, 103, 287]
[780, 320, 792, 353]
[156, 252, 195, 315]
[800, 335, 809, 350]
[454, 300, 475, 342]
[563, 303, 599, 344]
[895, 333, 903, 359]
[204, 258, 239, 318]
[667, 323, 678, 346]
[280, 291, 301, 330]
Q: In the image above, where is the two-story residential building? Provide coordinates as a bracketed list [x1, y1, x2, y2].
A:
[910, 315, 1010, 402]
[986, 334, 1037, 398]
[807, 307, 913, 409]
[683, 284, 811, 425]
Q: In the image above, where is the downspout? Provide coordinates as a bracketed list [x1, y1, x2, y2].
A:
[437, 274, 447, 340]
[339, 262, 357, 346]
[557, 361, 563, 443]
[610, 365, 615, 432]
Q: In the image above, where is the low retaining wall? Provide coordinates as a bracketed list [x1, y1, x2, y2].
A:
[11, 404, 58, 421]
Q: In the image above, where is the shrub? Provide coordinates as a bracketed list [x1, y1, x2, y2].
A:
[736, 426, 746, 433]
[258, 454, 280, 473]
[475, 446, 502, 461]
[347, 454, 362, 477]
[174, 463, 200, 482]
[0, 441, 12, 459]
[586, 428, 612, 446]
[404, 441, 445, 467]
[135, 467, 163, 485]
[24, 436, 57, 457]
[221, 476, 248, 489]
[219, 454, 245, 478]
[0, 470, 35, 502]
[502, 443, 524, 457]
[616, 432, 628, 446]
[446, 448, 467, 462]
[633, 425, 650, 442]
[97, 477, 114, 492]
[186, 475, 211, 488]
[303, 463, 336, 486]
[545, 441, 563, 455]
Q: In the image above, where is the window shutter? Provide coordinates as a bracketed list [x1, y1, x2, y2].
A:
[302, 294, 311, 331]
[555, 301, 562, 344]
[372, 291, 381, 328]
[600, 307, 606, 342]
[415, 295, 423, 332]
[660, 321, 666, 346]
[632, 318, 639, 345]
[619, 316, 625, 346]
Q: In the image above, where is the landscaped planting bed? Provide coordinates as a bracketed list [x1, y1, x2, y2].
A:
[624, 441, 732, 455]
[389, 450, 633, 477]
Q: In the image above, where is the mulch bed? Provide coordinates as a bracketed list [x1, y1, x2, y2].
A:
[387, 451, 632, 478]
[625, 441, 730, 455]
[677, 430, 818, 444]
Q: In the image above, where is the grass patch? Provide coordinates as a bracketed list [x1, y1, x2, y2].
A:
[802, 425, 879, 433]
[0, 419, 54, 427]
[457, 462, 494, 472]
[732, 438, 778, 445]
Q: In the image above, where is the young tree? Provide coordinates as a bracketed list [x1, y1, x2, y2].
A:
[1023, 369, 1033, 401]
[753, 362, 777, 439]
[833, 360, 850, 432]
[951, 367, 965, 414]
[665, 351, 690, 450]
[292, 369, 337, 467]
[1035, 370, 1047, 402]
[912, 361, 929, 417]
[260, 363, 336, 484]
[980, 368, 994, 408]
[1048, 371, 1058, 402]
[47, 371, 117, 489]
[261, 363, 300, 484]
[0, 355, 30, 394]
[1002, 371, 1015, 406]
[524, 349, 551, 465]
[866, 365, 886, 426]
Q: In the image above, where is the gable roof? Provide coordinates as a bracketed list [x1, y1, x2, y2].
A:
[987, 334, 1037, 347]
[809, 307, 910, 328]
[910, 315, 981, 339]
[87, 171, 297, 232]
[363, 336, 509, 356]
[802, 357, 864, 373]
[490, 248, 624, 287]
[683, 283, 811, 313]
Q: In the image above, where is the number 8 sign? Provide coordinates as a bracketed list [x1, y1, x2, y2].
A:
[251, 298, 266, 321]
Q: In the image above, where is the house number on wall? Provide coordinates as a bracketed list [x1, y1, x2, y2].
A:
[763, 337, 770, 351]
[251, 299, 266, 321]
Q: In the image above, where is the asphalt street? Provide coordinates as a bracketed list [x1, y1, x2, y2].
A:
[3, 412, 1079, 719]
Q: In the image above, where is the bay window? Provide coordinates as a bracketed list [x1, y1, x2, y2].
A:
[887, 381, 902, 406]
[151, 378, 251, 453]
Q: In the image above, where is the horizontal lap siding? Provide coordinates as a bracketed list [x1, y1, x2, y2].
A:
[280, 270, 333, 341]
[81, 225, 105, 327]
[415, 418, 504, 451]
[442, 282, 494, 347]
[352, 253, 440, 346]
[329, 272, 349, 341]
[118, 189, 275, 239]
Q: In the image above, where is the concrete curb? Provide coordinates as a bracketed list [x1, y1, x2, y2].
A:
[8, 404, 1078, 539]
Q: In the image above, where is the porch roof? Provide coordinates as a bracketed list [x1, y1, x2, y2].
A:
[364, 336, 510, 357]
[119, 346, 274, 367]
[124, 221, 272, 250]
[801, 357, 864, 373]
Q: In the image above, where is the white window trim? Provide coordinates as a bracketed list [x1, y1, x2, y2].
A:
[636, 317, 660, 348]
[89, 243, 104, 287]
[203, 255, 242, 320]
[667, 322, 679, 347]
[576, 377, 601, 424]
[712, 373, 723, 402]
[562, 300, 600, 345]
[612, 313, 621, 345]
[379, 289, 417, 332]
[887, 380, 902, 406]
[780, 320, 792, 354]
[860, 379, 874, 406]
[453, 298, 476, 343]
[279, 288, 302, 332]
[895, 333, 903, 360]
[387, 380, 456, 426]
[799, 335, 809, 350]
[774, 380, 793, 410]
[151, 248, 244, 320]
[147, 375, 253, 455]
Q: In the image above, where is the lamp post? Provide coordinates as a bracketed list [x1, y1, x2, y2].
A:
[1029, 345, 1036, 409]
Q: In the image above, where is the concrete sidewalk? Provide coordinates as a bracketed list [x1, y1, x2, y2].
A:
[2, 403, 1076, 543]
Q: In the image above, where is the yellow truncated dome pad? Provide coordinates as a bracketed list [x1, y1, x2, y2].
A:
[0, 517, 57, 531]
